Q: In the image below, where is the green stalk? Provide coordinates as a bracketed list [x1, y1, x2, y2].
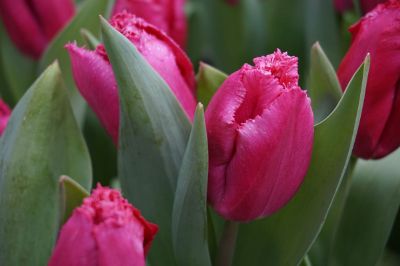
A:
[215, 221, 239, 266]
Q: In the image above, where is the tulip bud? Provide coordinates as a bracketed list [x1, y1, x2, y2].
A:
[112, 0, 187, 47]
[48, 185, 158, 266]
[206, 50, 314, 222]
[0, 99, 11, 136]
[337, 0, 400, 159]
[66, 12, 196, 144]
[0, 0, 75, 59]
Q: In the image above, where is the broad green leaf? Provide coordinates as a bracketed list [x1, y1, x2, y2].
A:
[196, 63, 227, 107]
[0, 62, 92, 266]
[172, 104, 211, 266]
[232, 56, 369, 266]
[101, 18, 191, 265]
[59, 175, 90, 224]
[38, 0, 110, 125]
[308, 157, 358, 266]
[308, 42, 342, 123]
[328, 150, 400, 266]
[0, 22, 36, 106]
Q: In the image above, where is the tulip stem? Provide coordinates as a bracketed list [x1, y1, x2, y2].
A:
[215, 220, 239, 266]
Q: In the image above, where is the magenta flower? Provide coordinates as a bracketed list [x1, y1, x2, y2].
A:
[0, 0, 75, 59]
[205, 50, 314, 222]
[112, 0, 187, 47]
[337, 0, 400, 159]
[0, 99, 11, 136]
[66, 12, 196, 144]
[48, 185, 158, 266]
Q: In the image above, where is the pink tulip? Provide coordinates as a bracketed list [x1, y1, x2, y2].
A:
[206, 50, 314, 222]
[48, 185, 158, 266]
[337, 0, 400, 159]
[66, 12, 196, 144]
[0, 0, 75, 59]
[0, 99, 11, 136]
[112, 0, 187, 47]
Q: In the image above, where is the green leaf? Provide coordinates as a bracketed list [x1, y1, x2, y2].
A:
[328, 150, 400, 266]
[81, 28, 101, 50]
[308, 157, 358, 266]
[232, 56, 369, 266]
[59, 175, 90, 224]
[0, 22, 36, 106]
[172, 104, 211, 266]
[308, 42, 342, 123]
[38, 0, 110, 125]
[101, 18, 191, 265]
[196, 63, 227, 107]
[0, 62, 92, 266]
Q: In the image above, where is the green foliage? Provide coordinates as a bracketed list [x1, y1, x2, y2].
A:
[101, 17, 192, 265]
[0, 63, 91, 265]
[172, 104, 211, 266]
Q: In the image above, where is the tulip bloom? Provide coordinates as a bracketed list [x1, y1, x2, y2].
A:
[66, 12, 196, 144]
[0, 99, 11, 136]
[112, 0, 187, 47]
[48, 185, 158, 266]
[337, 0, 400, 159]
[0, 0, 75, 59]
[206, 50, 314, 222]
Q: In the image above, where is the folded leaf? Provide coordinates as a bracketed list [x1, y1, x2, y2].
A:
[101, 17, 191, 265]
[172, 104, 211, 266]
[308, 42, 342, 123]
[59, 175, 90, 224]
[196, 63, 227, 107]
[0, 62, 92, 266]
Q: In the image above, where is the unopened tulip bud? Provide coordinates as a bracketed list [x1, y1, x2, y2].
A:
[112, 0, 187, 47]
[337, 0, 400, 159]
[48, 185, 158, 266]
[0, 0, 75, 59]
[66, 12, 196, 144]
[206, 50, 314, 222]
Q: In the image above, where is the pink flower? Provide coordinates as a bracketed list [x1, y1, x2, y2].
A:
[0, 99, 11, 136]
[0, 0, 75, 59]
[205, 50, 314, 222]
[337, 0, 400, 159]
[112, 0, 187, 47]
[48, 185, 158, 266]
[66, 12, 196, 144]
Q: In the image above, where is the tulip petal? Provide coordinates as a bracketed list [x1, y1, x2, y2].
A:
[48, 213, 98, 266]
[0, 99, 11, 136]
[95, 223, 146, 266]
[31, 0, 75, 39]
[66, 43, 119, 144]
[338, 1, 400, 158]
[0, 0, 47, 58]
[215, 90, 313, 221]
[110, 13, 196, 119]
[112, 0, 187, 47]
